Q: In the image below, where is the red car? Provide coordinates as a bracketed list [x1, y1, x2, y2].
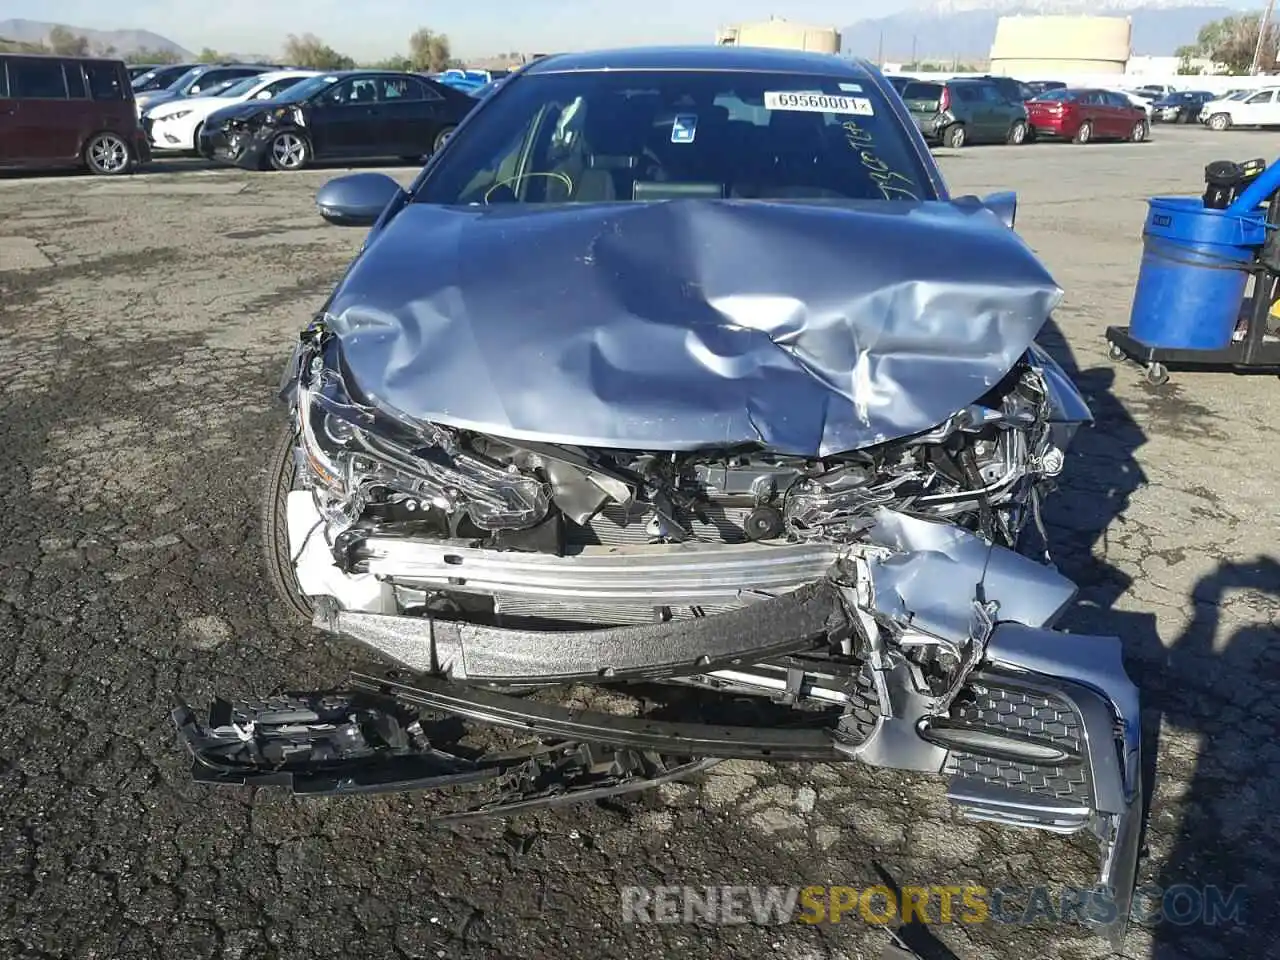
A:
[1025, 88, 1150, 144]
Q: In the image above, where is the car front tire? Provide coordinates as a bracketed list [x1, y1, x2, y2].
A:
[1208, 113, 1232, 132]
[267, 130, 310, 171]
[261, 423, 314, 624]
[942, 123, 967, 149]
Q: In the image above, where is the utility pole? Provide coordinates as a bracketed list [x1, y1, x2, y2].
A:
[1250, 0, 1277, 75]
[877, 30, 884, 67]
[911, 34, 917, 68]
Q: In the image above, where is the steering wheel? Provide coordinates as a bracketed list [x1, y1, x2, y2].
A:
[483, 171, 574, 204]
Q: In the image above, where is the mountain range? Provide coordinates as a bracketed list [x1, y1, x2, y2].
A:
[0, 18, 193, 58]
[843, 0, 1262, 60]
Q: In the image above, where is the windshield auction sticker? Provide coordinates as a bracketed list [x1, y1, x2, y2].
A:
[764, 91, 875, 116]
[671, 114, 699, 143]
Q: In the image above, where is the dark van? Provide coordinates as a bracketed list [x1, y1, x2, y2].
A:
[0, 54, 151, 175]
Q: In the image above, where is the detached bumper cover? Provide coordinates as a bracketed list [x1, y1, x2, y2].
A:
[175, 618, 1142, 944]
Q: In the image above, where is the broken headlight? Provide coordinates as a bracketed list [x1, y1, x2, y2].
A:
[294, 353, 552, 531]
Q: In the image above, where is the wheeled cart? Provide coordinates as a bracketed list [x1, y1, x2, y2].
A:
[1106, 156, 1280, 384]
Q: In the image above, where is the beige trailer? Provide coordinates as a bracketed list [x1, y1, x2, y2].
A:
[716, 17, 841, 55]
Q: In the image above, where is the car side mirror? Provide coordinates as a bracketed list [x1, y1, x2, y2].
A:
[316, 172, 405, 227]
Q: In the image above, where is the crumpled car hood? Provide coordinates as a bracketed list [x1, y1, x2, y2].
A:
[323, 198, 1063, 456]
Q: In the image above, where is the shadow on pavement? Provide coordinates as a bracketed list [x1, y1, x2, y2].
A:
[1039, 318, 1272, 956]
[1145, 559, 1278, 959]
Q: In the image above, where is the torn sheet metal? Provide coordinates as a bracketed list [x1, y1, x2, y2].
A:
[865, 509, 1078, 640]
[322, 199, 1063, 456]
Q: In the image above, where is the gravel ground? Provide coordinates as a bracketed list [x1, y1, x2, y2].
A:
[1, 125, 1277, 960]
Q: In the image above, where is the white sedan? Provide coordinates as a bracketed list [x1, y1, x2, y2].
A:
[144, 70, 320, 152]
[1115, 90, 1156, 117]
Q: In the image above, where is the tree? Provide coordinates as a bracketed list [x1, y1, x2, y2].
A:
[47, 25, 89, 56]
[408, 28, 452, 73]
[369, 55, 413, 71]
[123, 47, 182, 64]
[0, 36, 47, 54]
[197, 47, 223, 63]
[282, 33, 354, 70]
[1175, 12, 1280, 75]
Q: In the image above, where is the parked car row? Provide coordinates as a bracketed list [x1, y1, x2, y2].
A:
[5, 49, 1275, 178]
[0, 53, 478, 175]
[886, 74, 1150, 147]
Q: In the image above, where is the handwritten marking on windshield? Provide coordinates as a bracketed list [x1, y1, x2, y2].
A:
[842, 121, 919, 202]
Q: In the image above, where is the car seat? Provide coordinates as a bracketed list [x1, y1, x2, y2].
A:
[547, 100, 653, 201]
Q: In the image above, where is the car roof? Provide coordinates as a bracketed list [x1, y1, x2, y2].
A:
[305, 69, 435, 80]
[253, 69, 321, 81]
[523, 46, 876, 79]
[0, 51, 126, 65]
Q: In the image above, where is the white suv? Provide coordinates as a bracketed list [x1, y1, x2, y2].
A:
[1200, 87, 1280, 130]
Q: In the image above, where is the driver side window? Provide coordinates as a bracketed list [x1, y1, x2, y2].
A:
[322, 78, 380, 106]
[1247, 91, 1273, 104]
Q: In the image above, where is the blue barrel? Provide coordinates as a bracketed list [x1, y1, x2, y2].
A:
[1128, 197, 1267, 350]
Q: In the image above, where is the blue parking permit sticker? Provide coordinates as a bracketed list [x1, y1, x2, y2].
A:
[671, 113, 698, 143]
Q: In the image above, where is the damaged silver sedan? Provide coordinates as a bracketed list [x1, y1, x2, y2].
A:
[175, 47, 1143, 947]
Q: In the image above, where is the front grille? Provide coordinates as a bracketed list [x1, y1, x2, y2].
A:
[943, 681, 1091, 804]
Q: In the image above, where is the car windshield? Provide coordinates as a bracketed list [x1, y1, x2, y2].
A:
[414, 70, 935, 206]
[213, 76, 264, 99]
[273, 74, 341, 103]
[168, 67, 205, 92]
[133, 67, 181, 91]
[900, 81, 943, 101]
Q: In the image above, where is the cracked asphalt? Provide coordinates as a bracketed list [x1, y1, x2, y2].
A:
[1, 125, 1278, 960]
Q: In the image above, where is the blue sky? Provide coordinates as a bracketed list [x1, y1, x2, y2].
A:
[12, 1, 917, 59]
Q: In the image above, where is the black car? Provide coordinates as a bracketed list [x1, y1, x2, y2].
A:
[130, 62, 196, 93]
[1152, 90, 1214, 123]
[198, 70, 476, 170]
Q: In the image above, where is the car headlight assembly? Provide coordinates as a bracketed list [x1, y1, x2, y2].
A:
[296, 366, 366, 492]
[165, 110, 193, 121]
